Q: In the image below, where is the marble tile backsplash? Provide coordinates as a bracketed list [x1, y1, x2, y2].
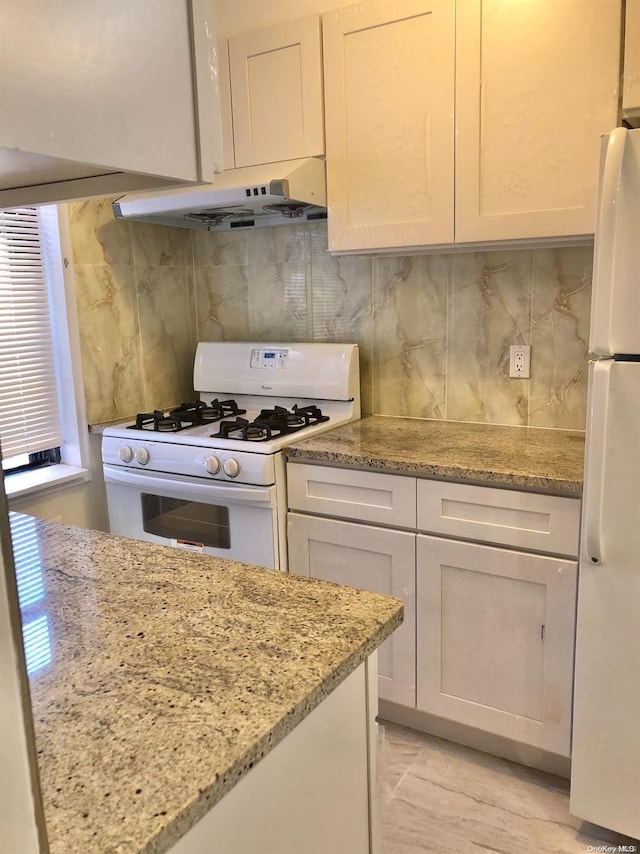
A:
[69, 200, 591, 430]
[68, 198, 197, 423]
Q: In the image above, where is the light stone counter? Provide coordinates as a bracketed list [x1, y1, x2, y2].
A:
[286, 416, 585, 495]
[17, 514, 402, 854]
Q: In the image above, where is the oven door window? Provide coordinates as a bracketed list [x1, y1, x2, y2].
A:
[141, 494, 230, 549]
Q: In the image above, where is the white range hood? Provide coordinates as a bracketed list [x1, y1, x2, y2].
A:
[112, 157, 327, 231]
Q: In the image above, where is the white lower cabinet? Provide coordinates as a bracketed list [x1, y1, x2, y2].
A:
[286, 461, 580, 760]
[416, 535, 577, 757]
[170, 659, 376, 854]
[288, 512, 416, 707]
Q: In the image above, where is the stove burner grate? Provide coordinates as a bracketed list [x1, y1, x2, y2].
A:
[131, 410, 185, 432]
[129, 399, 247, 432]
[211, 404, 329, 442]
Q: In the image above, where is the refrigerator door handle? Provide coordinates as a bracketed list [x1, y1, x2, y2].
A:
[590, 128, 627, 356]
[584, 360, 611, 565]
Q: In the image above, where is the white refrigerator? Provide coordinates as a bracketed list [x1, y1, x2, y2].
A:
[570, 127, 640, 839]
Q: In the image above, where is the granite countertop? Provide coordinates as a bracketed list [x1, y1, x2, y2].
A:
[15, 514, 402, 854]
[286, 416, 585, 495]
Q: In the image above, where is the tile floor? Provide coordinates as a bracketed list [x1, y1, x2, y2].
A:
[378, 721, 639, 854]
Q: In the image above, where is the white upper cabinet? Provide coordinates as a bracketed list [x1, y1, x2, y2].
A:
[623, 0, 640, 126]
[455, 0, 621, 243]
[0, 0, 220, 208]
[228, 15, 324, 167]
[323, 0, 620, 253]
[322, 0, 456, 252]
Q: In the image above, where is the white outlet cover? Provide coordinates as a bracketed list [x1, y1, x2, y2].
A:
[509, 345, 531, 378]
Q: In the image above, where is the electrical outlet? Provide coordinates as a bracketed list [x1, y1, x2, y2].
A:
[509, 345, 531, 378]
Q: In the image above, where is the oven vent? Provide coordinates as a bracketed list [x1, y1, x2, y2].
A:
[113, 158, 327, 232]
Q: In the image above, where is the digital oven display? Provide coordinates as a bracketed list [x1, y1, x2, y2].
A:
[250, 348, 288, 370]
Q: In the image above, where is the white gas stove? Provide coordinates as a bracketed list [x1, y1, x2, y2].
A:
[102, 342, 360, 570]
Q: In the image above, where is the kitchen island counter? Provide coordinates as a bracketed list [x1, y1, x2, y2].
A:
[16, 514, 402, 853]
[285, 416, 585, 495]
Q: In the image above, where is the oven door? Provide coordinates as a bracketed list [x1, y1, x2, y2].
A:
[103, 464, 279, 569]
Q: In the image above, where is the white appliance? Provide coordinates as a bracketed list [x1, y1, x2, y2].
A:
[112, 158, 327, 231]
[570, 127, 640, 839]
[102, 342, 360, 572]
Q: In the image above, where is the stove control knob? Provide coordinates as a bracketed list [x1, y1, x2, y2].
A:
[205, 455, 221, 475]
[135, 447, 150, 466]
[223, 458, 240, 478]
[119, 445, 133, 463]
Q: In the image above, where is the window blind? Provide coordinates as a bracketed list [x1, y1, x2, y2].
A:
[0, 207, 62, 459]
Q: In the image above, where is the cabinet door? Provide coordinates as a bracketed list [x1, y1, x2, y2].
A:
[323, 0, 455, 252]
[455, 0, 620, 242]
[417, 535, 577, 756]
[229, 15, 324, 167]
[623, 0, 640, 126]
[288, 513, 416, 707]
[0, 0, 219, 207]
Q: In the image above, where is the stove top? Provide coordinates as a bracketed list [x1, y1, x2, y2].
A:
[103, 394, 349, 455]
[125, 399, 330, 443]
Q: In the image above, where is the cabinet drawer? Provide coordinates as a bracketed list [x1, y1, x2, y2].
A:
[287, 463, 416, 528]
[417, 480, 580, 556]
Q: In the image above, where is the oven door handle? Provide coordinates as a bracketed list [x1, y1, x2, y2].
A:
[103, 465, 277, 506]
